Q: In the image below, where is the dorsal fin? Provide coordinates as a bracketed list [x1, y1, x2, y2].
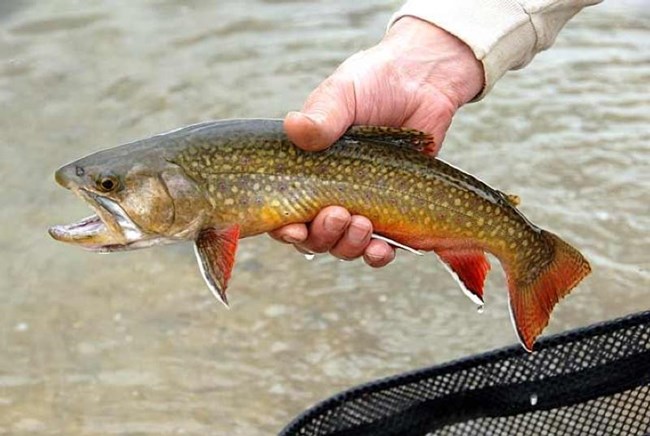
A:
[343, 125, 436, 154]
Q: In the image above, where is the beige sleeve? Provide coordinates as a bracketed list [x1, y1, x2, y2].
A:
[387, 0, 602, 99]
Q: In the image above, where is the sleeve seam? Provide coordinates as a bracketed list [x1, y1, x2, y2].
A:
[514, 0, 540, 52]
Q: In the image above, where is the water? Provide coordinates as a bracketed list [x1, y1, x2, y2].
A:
[0, 1, 648, 434]
[530, 393, 539, 407]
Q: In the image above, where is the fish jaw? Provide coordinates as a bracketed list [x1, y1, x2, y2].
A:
[49, 188, 163, 252]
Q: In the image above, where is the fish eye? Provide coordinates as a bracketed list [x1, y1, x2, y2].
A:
[96, 175, 119, 192]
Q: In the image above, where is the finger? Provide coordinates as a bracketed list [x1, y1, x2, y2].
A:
[363, 239, 396, 268]
[269, 223, 309, 245]
[284, 73, 356, 151]
[329, 215, 373, 260]
[297, 206, 351, 253]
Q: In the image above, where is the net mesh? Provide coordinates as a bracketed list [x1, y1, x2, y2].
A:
[281, 311, 650, 436]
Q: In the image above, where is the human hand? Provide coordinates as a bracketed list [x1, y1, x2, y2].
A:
[270, 17, 484, 267]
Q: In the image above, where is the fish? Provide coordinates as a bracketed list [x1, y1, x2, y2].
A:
[49, 118, 591, 351]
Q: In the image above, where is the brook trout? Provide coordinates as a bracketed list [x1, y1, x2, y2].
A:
[49, 119, 591, 350]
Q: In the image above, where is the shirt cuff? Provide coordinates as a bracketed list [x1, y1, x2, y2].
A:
[387, 0, 537, 100]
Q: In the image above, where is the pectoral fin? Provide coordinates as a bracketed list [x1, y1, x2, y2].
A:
[371, 233, 423, 256]
[194, 225, 240, 307]
[435, 248, 491, 306]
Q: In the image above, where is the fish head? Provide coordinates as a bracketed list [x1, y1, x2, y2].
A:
[49, 145, 209, 252]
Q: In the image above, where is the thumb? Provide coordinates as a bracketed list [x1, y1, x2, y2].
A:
[284, 74, 356, 151]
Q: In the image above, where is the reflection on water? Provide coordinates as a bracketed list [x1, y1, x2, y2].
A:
[0, 0, 648, 434]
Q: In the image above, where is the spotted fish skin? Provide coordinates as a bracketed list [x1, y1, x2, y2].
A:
[174, 120, 524, 250]
[51, 118, 591, 350]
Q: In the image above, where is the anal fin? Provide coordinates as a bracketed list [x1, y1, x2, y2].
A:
[194, 225, 240, 307]
[435, 248, 491, 306]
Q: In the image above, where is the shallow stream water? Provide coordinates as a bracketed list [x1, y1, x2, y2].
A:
[0, 1, 648, 434]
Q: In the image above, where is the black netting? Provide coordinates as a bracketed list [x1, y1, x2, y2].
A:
[281, 311, 650, 436]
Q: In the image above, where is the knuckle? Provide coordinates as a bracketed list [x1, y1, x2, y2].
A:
[331, 244, 363, 261]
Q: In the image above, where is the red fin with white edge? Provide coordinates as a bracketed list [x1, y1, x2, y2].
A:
[194, 225, 240, 307]
[435, 248, 491, 306]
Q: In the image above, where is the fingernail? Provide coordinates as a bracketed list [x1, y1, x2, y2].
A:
[301, 111, 321, 125]
[282, 235, 300, 244]
[287, 110, 306, 121]
[366, 246, 395, 264]
[324, 215, 348, 233]
[348, 222, 369, 244]
[289, 111, 317, 126]
[365, 252, 382, 262]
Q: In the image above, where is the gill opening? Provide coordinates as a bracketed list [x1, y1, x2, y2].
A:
[157, 172, 176, 234]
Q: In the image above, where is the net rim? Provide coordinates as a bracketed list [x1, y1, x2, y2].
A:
[280, 310, 650, 436]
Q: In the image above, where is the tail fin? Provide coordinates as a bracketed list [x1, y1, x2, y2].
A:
[507, 230, 591, 351]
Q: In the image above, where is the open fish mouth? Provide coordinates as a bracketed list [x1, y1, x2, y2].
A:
[48, 189, 144, 252]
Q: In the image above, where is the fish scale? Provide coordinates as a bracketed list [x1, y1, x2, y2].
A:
[49, 118, 591, 351]
[177, 131, 524, 252]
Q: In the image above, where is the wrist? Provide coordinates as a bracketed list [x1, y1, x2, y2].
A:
[383, 17, 484, 107]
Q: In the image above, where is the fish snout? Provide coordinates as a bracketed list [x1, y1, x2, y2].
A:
[55, 164, 84, 189]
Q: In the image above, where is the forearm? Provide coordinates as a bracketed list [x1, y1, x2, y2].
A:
[388, 0, 603, 98]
